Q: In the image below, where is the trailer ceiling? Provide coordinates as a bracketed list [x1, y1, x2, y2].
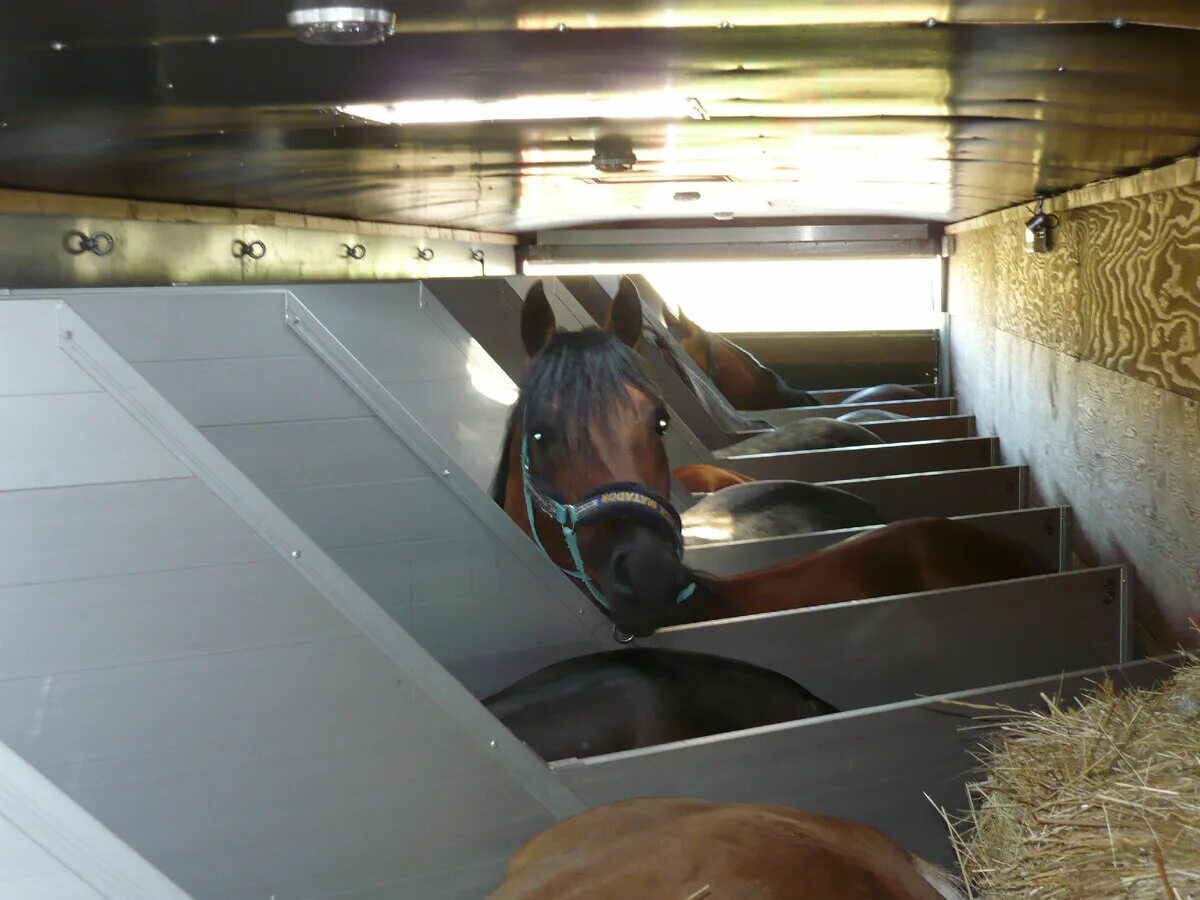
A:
[1, 2, 1198, 232]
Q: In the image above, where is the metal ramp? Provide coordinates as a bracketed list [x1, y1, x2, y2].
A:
[1, 282, 1153, 890]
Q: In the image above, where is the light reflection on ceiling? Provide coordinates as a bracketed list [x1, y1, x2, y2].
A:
[0, 3, 1197, 231]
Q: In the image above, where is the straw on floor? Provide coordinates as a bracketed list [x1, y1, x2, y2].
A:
[949, 653, 1200, 899]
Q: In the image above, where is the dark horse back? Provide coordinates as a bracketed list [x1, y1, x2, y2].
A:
[484, 648, 836, 761]
[681, 479, 888, 544]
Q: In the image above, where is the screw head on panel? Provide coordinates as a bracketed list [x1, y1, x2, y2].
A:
[489, 739, 499, 748]
[290, 550, 302, 559]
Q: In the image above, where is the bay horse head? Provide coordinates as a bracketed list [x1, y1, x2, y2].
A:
[662, 305, 817, 410]
[492, 280, 695, 639]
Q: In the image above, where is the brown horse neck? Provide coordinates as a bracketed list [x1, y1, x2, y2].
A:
[686, 517, 1048, 621]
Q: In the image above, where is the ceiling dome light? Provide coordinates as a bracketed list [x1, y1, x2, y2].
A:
[592, 135, 637, 173]
[287, 4, 395, 46]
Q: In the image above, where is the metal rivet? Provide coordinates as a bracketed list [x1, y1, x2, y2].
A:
[206, 34, 219, 44]
[290, 316, 301, 325]
[719, 20, 731, 29]
[1056, 65, 1066, 72]
[290, 550, 302, 559]
[1112, 16, 1126, 27]
[489, 739, 499, 748]
[924, 17, 937, 27]
[50, 41, 66, 50]
[442, 469, 451, 477]
[61, 330, 73, 341]
[165, 82, 174, 89]
[555, 22, 568, 31]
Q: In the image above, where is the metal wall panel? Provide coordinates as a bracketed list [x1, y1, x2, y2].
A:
[758, 397, 957, 424]
[8, 635, 561, 899]
[0, 741, 192, 900]
[0, 560, 356, 682]
[686, 506, 1067, 576]
[722, 436, 995, 481]
[64, 289, 300, 361]
[859, 414, 974, 442]
[826, 465, 1025, 519]
[0, 392, 189, 491]
[133, 357, 374, 427]
[201, 417, 429, 491]
[0, 816, 107, 900]
[269, 479, 483, 549]
[644, 566, 1124, 711]
[49, 284, 610, 699]
[555, 658, 1176, 870]
[0, 478, 274, 588]
[0, 300, 101, 396]
[1, 297, 585, 899]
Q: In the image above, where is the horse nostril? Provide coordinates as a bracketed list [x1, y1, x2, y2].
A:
[610, 551, 635, 594]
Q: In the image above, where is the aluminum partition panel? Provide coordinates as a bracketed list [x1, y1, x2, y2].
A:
[685, 506, 1069, 576]
[859, 414, 975, 442]
[0, 741, 191, 900]
[23, 300, 584, 900]
[720, 436, 996, 481]
[825, 465, 1025, 518]
[642, 567, 1125, 710]
[758, 397, 957, 424]
[45, 286, 611, 697]
[554, 657, 1177, 870]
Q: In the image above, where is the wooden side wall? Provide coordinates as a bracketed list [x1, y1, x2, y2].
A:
[948, 180, 1200, 650]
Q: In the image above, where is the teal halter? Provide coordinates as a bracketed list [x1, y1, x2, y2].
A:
[520, 430, 696, 626]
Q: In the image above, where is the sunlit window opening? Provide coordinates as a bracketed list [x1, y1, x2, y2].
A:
[524, 257, 942, 332]
[644, 258, 942, 332]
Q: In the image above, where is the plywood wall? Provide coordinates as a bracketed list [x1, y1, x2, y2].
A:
[948, 180, 1200, 650]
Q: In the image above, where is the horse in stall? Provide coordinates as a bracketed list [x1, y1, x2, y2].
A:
[663, 302, 925, 411]
[491, 798, 965, 899]
[483, 648, 835, 761]
[680, 479, 887, 545]
[491, 281, 1047, 638]
[839, 408, 912, 424]
[673, 462, 755, 493]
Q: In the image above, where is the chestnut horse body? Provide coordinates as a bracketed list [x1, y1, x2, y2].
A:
[673, 462, 755, 493]
[492, 798, 965, 899]
[495, 281, 1046, 637]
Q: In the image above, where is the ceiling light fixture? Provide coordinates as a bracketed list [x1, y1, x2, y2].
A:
[287, 4, 395, 46]
[339, 94, 708, 126]
[592, 134, 637, 173]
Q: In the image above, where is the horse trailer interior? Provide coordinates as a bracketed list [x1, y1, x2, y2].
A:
[0, 4, 1197, 898]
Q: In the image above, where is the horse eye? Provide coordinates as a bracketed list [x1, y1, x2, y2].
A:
[655, 417, 670, 435]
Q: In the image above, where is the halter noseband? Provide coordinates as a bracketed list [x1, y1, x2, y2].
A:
[520, 428, 696, 625]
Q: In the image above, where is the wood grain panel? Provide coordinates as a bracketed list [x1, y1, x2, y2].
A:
[1073, 185, 1200, 399]
[949, 178, 1200, 648]
[952, 180, 1200, 401]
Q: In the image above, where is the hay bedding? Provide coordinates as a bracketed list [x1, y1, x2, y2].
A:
[950, 653, 1200, 899]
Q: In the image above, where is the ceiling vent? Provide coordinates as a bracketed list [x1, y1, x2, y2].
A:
[288, 3, 395, 45]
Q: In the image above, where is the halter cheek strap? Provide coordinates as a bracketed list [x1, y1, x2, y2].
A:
[520, 431, 696, 614]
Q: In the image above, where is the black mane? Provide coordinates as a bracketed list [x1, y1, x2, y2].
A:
[489, 328, 661, 505]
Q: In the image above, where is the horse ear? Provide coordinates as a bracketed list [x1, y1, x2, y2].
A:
[521, 281, 557, 358]
[677, 307, 699, 335]
[606, 276, 643, 349]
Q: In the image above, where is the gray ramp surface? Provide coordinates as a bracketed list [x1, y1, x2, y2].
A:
[0, 297, 582, 900]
